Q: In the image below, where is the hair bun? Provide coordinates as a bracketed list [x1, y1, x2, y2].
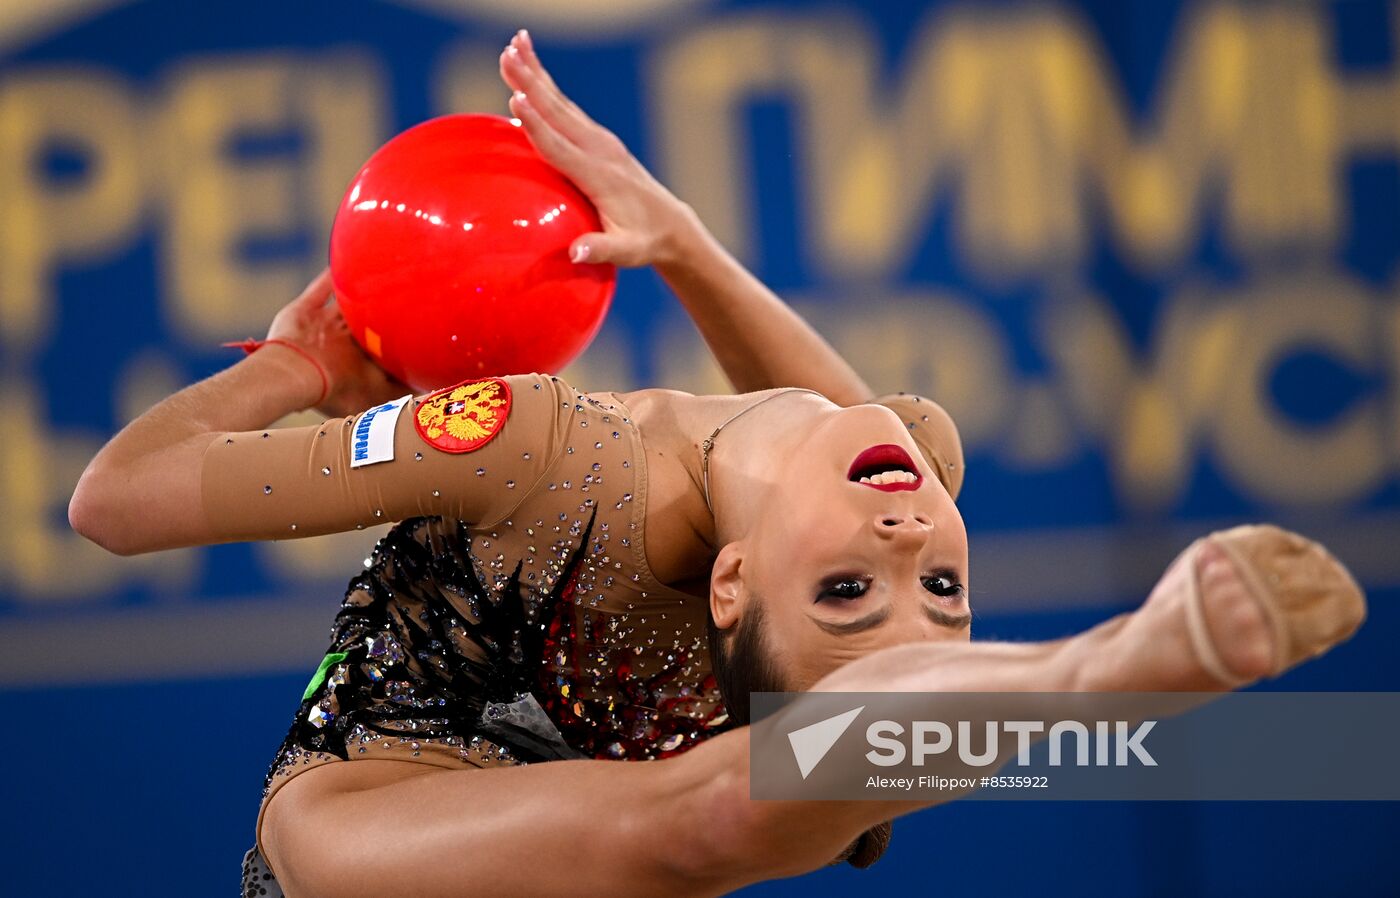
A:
[829, 820, 893, 869]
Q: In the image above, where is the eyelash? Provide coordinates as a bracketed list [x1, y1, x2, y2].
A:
[816, 573, 965, 602]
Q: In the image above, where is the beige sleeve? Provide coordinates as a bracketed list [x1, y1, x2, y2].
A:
[871, 393, 965, 500]
[199, 373, 572, 542]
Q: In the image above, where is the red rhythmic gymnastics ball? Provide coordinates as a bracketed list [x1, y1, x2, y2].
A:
[330, 114, 616, 392]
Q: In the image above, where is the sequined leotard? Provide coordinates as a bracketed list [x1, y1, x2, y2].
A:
[205, 373, 963, 897]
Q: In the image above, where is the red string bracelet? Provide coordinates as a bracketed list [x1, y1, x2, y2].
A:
[222, 337, 330, 407]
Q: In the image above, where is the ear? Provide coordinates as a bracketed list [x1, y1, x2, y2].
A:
[709, 542, 746, 631]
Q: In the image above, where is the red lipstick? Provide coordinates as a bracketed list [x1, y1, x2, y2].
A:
[846, 444, 922, 492]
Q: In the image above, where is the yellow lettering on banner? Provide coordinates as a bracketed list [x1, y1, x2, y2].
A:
[0, 69, 142, 351]
[161, 53, 384, 341]
[810, 9, 1088, 283]
[299, 51, 389, 275]
[808, 294, 1013, 451]
[160, 54, 304, 338]
[1043, 290, 1241, 509]
[1339, 3, 1400, 152]
[1214, 278, 1385, 507]
[435, 40, 516, 117]
[651, 293, 1012, 450]
[654, 5, 1346, 281]
[1072, 5, 1340, 269]
[673, 278, 1390, 510]
[651, 11, 877, 263]
[1044, 277, 1393, 510]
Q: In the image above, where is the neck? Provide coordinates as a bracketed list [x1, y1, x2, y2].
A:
[705, 391, 833, 546]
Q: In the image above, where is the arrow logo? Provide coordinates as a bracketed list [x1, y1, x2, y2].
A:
[787, 706, 864, 779]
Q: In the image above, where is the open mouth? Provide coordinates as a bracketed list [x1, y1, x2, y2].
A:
[846, 444, 922, 492]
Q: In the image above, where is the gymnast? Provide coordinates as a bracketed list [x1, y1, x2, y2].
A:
[69, 29, 1366, 898]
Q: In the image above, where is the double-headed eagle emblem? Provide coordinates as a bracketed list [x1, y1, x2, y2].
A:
[413, 378, 512, 453]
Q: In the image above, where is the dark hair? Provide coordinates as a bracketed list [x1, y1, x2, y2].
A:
[706, 599, 783, 727]
[705, 597, 893, 869]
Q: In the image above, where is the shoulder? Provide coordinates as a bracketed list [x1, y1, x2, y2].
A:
[868, 392, 964, 500]
[401, 374, 570, 470]
[591, 386, 696, 416]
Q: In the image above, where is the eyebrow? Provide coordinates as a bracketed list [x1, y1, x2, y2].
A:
[809, 602, 972, 636]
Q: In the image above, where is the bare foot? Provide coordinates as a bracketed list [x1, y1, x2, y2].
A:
[1098, 526, 1364, 691]
[1196, 541, 1277, 681]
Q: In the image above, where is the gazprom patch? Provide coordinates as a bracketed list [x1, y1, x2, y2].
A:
[349, 394, 412, 469]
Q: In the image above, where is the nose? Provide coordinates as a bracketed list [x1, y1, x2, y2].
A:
[873, 512, 935, 541]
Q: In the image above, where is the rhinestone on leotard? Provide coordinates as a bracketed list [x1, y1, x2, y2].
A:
[262, 384, 741, 810]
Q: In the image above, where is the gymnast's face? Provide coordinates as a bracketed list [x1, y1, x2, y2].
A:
[722, 403, 971, 692]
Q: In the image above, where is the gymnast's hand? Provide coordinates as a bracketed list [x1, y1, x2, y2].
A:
[499, 29, 700, 269]
[265, 268, 414, 419]
[501, 28, 873, 404]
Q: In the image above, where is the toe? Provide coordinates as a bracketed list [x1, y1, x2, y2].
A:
[1196, 539, 1277, 681]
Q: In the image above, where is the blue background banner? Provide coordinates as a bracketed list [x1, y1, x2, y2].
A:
[1, 0, 1397, 894]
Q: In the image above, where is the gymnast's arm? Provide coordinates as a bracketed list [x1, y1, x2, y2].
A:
[499, 32, 874, 406]
[267, 611, 1123, 896]
[68, 270, 432, 555]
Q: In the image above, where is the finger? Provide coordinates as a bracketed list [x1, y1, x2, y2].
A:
[510, 30, 558, 101]
[515, 28, 573, 107]
[515, 28, 538, 66]
[502, 47, 576, 130]
[498, 44, 528, 96]
[293, 268, 335, 309]
[570, 232, 635, 267]
[508, 90, 596, 185]
[513, 29, 584, 130]
[503, 35, 622, 166]
[501, 45, 609, 155]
